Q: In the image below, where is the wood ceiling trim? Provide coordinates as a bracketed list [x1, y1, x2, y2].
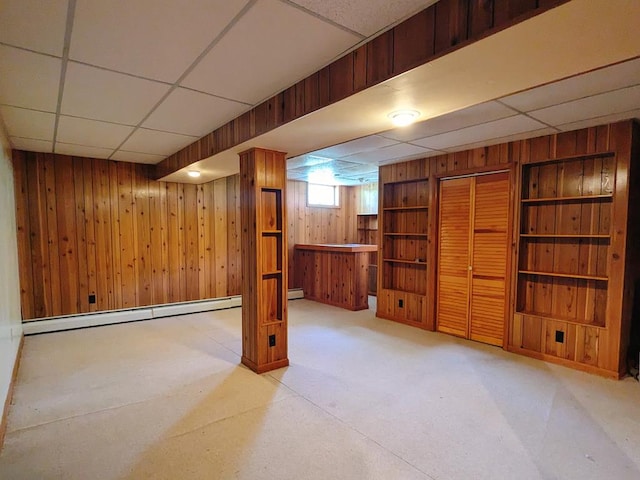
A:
[153, 0, 570, 180]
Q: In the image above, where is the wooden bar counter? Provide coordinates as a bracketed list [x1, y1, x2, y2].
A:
[294, 244, 378, 311]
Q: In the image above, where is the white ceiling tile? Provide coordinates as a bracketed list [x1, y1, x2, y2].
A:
[443, 127, 558, 153]
[120, 128, 197, 156]
[70, 0, 249, 83]
[61, 63, 170, 125]
[313, 135, 399, 159]
[9, 137, 53, 153]
[289, 0, 436, 36]
[528, 85, 640, 126]
[412, 115, 547, 150]
[380, 102, 517, 142]
[182, 0, 360, 104]
[55, 142, 114, 159]
[341, 142, 431, 164]
[501, 58, 640, 112]
[0, 106, 55, 140]
[143, 87, 248, 137]
[111, 150, 166, 165]
[334, 162, 378, 175]
[377, 149, 442, 166]
[286, 154, 333, 169]
[0, 46, 61, 111]
[556, 109, 640, 132]
[57, 116, 135, 149]
[0, 0, 68, 56]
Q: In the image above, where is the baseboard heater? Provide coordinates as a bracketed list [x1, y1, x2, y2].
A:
[22, 289, 305, 335]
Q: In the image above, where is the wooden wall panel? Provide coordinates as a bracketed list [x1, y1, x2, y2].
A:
[380, 119, 638, 378]
[11, 151, 34, 319]
[13, 152, 369, 319]
[354, 183, 379, 214]
[286, 180, 360, 289]
[12, 152, 243, 320]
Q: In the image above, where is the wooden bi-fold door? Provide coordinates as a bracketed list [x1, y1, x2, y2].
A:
[436, 172, 510, 347]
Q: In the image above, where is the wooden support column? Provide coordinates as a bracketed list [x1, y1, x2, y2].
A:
[240, 147, 289, 373]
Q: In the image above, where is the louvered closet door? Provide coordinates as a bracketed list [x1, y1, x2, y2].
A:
[436, 172, 510, 346]
[437, 178, 472, 337]
[469, 172, 509, 346]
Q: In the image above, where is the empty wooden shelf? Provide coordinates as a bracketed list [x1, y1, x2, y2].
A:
[511, 121, 640, 378]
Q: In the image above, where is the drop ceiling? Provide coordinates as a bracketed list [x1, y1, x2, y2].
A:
[0, 0, 434, 161]
[1, 0, 639, 186]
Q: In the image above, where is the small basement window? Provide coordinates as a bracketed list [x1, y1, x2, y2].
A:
[307, 183, 339, 207]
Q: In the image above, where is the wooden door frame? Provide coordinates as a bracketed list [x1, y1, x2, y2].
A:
[432, 164, 516, 349]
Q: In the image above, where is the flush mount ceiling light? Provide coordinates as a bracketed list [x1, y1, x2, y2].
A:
[388, 109, 420, 127]
[187, 170, 201, 178]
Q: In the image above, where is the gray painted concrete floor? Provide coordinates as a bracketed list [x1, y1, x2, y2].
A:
[1, 298, 639, 479]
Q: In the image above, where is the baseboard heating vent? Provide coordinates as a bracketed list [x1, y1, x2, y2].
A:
[22, 289, 304, 335]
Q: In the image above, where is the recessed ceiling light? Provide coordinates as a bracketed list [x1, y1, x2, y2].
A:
[388, 110, 420, 127]
[187, 170, 201, 178]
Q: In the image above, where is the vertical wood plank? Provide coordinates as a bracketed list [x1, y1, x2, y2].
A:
[108, 161, 122, 309]
[134, 164, 152, 306]
[43, 154, 62, 316]
[214, 178, 228, 297]
[393, 8, 435, 74]
[366, 31, 393, 86]
[11, 151, 35, 319]
[117, 162, 136, 308]
[73, 157, 89, 313]
[183, 184, 199, 301]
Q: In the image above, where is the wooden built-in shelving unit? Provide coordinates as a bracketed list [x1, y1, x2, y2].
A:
[377, 160, 431, 327]
[357, 213, 378, 295]
[516, 152, 614, 330]
[372, 120, 639, 378]
[510, 121, 640, 378]
[240, 148, 288, 374]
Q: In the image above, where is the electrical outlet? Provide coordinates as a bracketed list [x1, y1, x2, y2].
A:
[398, 299, 404, 308]
[88, 294, 96, 304]
[555, 330, 564, 343]
[269, 334, 276, 347]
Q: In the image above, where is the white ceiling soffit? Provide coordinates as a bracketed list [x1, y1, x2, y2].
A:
[163, 0, 640, 184]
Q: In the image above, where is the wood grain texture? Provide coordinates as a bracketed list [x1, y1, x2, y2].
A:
[295, 246, 372, 311]
[286, 180, 359, 289]
[12, 152, 243, 320]
[378, 159, 430, 327]
[514, 120, 639, 377]
[436, 172, 510, 347]
[239, 148, 288, 374]
[13, 152, 371, 320]
[437, 178, 472, 338]
[154, 0, 567, 180]
[377, 119, 638, 378]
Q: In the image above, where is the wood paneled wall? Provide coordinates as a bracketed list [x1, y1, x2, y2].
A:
[355, 182, 378, 214]
[286, 181, 360, 288]
[154, 0, 568, 179]
[379, 120, 640, 377]
[12, 151, 242, 320]
[12, 151, 367, 320]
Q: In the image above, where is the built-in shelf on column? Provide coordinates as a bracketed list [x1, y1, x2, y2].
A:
[240, 148, 288, 374]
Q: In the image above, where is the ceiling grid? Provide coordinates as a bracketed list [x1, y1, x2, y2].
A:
[0, 0, 638, 182]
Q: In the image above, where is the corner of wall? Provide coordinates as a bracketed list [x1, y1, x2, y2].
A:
[0, 115, 23, 447]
